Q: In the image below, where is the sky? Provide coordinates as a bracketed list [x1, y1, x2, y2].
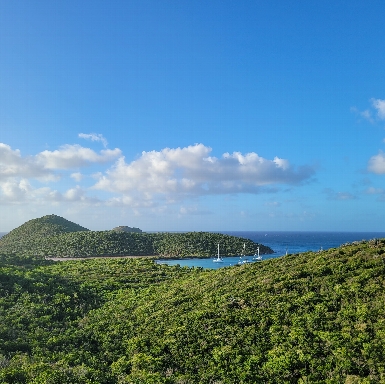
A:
[1, 0, 385, 232]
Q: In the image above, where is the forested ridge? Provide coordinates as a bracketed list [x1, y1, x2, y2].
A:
[0, 215, 273, 257]
[1, 238, 385, 383]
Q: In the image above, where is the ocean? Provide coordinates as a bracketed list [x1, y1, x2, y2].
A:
[157, 231, 385, 269]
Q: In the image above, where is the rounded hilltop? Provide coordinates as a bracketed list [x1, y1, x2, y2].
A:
[0, 214, 89, 241]
[0, 214, 90, 255]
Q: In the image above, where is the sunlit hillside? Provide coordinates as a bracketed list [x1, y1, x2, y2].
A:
[1, 238, 385, 382]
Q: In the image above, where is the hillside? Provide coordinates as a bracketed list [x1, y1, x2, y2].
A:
[0, 238, 385, 382]
[0, 215, 273, 257]
[0, 214, 89, 255]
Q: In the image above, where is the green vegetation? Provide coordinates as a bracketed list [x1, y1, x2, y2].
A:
[1, 238, 385, 382]
[0, 215, 89, 255]
[0, 215, 273, 258]
[112, 226, 143, 233]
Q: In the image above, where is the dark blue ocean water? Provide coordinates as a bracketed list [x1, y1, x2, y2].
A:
[157, 231, 385, 269]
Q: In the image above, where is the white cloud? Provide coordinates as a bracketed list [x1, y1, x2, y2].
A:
[36, 144, 121, 169]
[0, 179, 31, 201]
[93, 144, 314, 205]
[0, 143, 55, 181]
[368, 151, 385, 174]
[352, 98, 385, 123]
[0, 142, 119, 206]
[64, 186, 87, 201]
[79, 133, 108, 148]
[0, 141, 315, 215]
[371, 98, 385, 120]
[0, 142, 121, 183]
[0, 179, 100, 205]
[70, 172, 83, 182]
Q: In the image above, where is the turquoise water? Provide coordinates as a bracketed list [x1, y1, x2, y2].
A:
[156, 231, 385, 269]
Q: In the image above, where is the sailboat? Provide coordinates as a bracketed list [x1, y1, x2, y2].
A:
[238, 243, 250, 264]
[213, 243, 223, 262]
[252, 246, 262, 261]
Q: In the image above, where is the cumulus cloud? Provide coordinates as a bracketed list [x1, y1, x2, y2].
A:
[0, 179, 32, 201]
[368, 151, 385, 174]
[93, 144, 315, 205]
[0, 179, 99, 205]
[36, 144, 121, 169]
[70, 172, 83, 182]
[0, 143, 55, 181]
[371, 98, 385, 120]
[79, 133, 108, 148]
[352, 98, 385, 123]
[0, 141, 120, 206]
[0, 141, 315, 211]
[0, 142, 121, 182]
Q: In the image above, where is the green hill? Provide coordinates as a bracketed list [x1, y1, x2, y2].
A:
[0, 238, 385, 382]
[0, 214, 89, 254]
[0, 215, 273, 257]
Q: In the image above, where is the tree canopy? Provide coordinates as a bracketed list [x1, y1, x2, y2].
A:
[1, 238, 385, 382]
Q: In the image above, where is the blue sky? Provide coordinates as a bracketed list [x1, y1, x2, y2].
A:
[1, 0, 385, 232]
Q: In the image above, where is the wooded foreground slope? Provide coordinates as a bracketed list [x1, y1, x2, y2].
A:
[1, 238, 385, 383]
[0, 215, 273, 257]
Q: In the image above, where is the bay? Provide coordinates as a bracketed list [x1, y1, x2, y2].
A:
[156, 231, 385, 269]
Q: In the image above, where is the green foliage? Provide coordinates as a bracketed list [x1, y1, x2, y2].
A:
[112, 226, 142, 233]
[2, 231, 385, 382]
[150, 232, 272, 258]
[0, 215, 273, 258]
[0, 214, 89, 255]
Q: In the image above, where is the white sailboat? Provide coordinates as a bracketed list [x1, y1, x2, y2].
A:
[213, 243, 223, 262]
[253, 246, 262, 261]
[238, 243, 250, 264]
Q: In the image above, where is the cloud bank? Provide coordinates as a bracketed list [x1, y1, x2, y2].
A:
[93, 143, 315, 205]
[0, 141, 315, 209]
[36, 145, 121, 169]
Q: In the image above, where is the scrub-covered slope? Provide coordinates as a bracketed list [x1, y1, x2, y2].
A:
[0, 215, 273, 257]
[0, 214, 89, 254]
[1, 238, 384, 382]
[75, 239, 385, 383]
